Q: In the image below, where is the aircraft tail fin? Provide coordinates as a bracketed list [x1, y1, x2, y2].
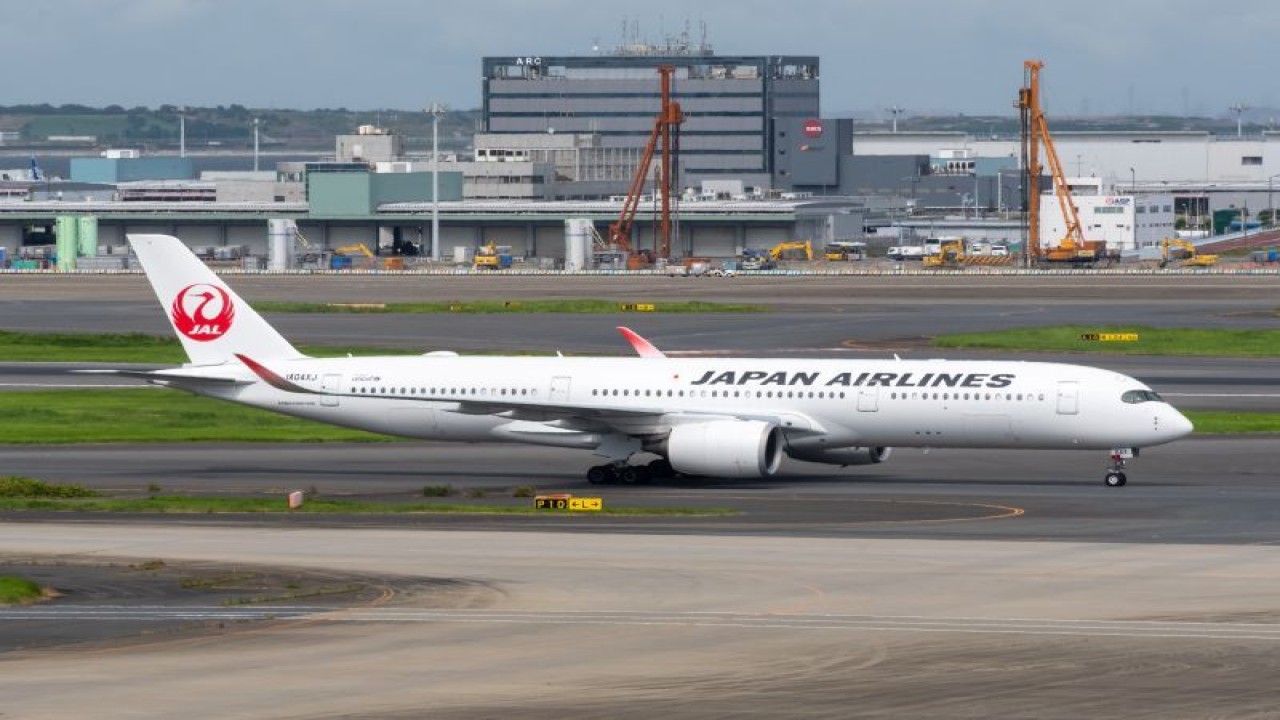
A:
[127, 234, 305, 365]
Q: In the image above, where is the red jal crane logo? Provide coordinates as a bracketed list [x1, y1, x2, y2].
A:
[171, 284, 235, 341]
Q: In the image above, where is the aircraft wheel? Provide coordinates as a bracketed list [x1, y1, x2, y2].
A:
[618, 466, 651, 485]
[586, 465, 616, 485]
[1104, 471, 1127, 487]
[647, 459, 675, 478]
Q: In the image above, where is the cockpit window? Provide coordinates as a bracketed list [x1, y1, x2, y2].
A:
[1121, 389, 1164, 404]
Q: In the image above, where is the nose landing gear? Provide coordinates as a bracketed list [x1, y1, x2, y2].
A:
[1104, 448, 1136, 487]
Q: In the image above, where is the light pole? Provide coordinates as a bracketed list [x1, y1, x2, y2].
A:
[252, 118, 260, 172]
[427, 102, 446, 261]
[1231, 103, 1249, 138]
[178, 106, 186, 158]
[889, 106, 904, 133]
[1268, 173, 1280, 228]
[1129, 167, 1136, 194]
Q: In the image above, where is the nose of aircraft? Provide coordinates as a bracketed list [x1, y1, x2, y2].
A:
[1161, 408, 1195, 442]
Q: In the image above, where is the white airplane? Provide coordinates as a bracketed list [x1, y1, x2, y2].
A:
[102, 234, 1193, 487]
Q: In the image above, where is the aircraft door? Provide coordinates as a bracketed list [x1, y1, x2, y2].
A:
[1055, 381, 1079, 415]
[550, 376, 571, 402]
[856, 386, 879, 412]
[321, 374, 342, 407]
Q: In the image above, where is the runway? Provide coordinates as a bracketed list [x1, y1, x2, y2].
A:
[2, 272, 1279, 717]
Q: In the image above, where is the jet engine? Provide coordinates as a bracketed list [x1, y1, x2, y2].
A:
[664, 420, 783, 478]
[785, 445, 892, 467]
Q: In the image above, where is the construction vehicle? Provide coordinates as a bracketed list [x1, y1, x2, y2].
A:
[922, 238, 966, 268]
[606, 65, 684, 268]
[738, 248, 775, 271]
[768, 240, 813, 262]
[1018, 61, 1108, 266]
[473, 243, 513, 270]
[330, 243, 376, 270]
[1161, 237, 1218, 268]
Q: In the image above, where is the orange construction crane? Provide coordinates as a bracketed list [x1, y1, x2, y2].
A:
[607, 65, 684, 265]
[1018, 60, 1103, 264]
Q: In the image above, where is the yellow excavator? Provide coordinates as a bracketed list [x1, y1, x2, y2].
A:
[474, 242, 513, 270]
[922, 239, 966, 268]
[330, 243, 376, 270]
[769, 240, 813, 261]
[1161, 238, 1218, 268]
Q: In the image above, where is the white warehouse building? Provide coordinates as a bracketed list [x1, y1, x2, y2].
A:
[853, 130, 1280, 185]
[1039, 178, 1174, 252]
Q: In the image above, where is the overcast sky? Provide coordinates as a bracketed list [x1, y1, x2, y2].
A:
[5, 0, 1277, 119]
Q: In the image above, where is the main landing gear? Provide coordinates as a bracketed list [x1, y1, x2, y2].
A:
[1104, 448, 1137, 487]
[586, 458, 675, 485]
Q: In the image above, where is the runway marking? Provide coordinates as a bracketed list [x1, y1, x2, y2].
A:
[10, 607, 1280, 642]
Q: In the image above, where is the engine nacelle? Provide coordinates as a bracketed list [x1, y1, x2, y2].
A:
[785, 445, 892, 467]
[665, 420, 783, 478]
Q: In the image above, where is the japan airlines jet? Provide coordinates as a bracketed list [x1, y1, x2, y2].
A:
[106, 234, 1193, 487]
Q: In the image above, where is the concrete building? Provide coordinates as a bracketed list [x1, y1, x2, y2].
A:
[0, 196, 869, 265]
[201, 171, 278, 203]
[70, 151, 194, 183]
[852, 130, 1280, 219]
[483, 43, 818, 188]
[335, 126, 402, 164]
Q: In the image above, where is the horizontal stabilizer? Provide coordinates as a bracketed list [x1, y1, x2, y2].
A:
[74, 369, 251, 386]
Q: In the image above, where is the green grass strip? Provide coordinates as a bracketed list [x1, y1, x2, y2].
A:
[0, 496, 735, 516]
[0, 389, 391, 444]
[1183, 411, 1280, 434]
[253, 299, 766, 314]
[0, 330, 423, 363]
[933, 326, 1280, 357]
[0, 576, 44, 605]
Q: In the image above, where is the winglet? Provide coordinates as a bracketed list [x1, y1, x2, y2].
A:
[617, 326, 667, 359]
[235, 354, 314, 393]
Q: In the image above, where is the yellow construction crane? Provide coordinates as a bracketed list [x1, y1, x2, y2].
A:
[1018, 60, 1106, 264]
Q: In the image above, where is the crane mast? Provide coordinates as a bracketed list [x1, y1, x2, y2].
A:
[1019, 60, 1089, 263]
[607, 65, 684, 265]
